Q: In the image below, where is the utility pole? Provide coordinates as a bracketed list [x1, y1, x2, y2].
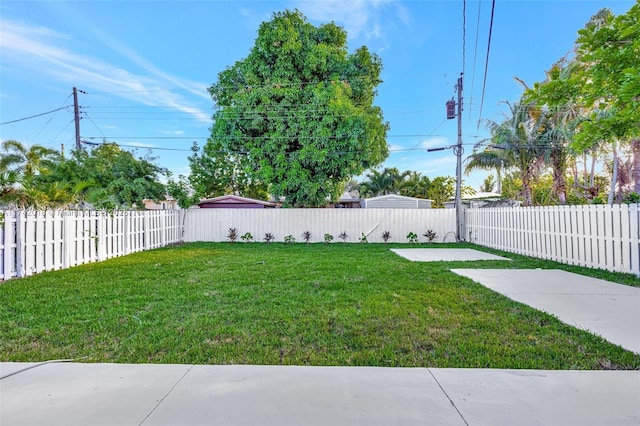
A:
[73, 87, 81, 151]
[446, 73, 464, 241]
[454, 73, 464, 242]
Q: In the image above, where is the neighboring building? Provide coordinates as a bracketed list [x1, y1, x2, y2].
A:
[197, 195, 276, 209]
[443, 192, 521, 209]
[361, 194, 433, 209]
[143, 196, 179, 210]
[333, 192, 362, 208]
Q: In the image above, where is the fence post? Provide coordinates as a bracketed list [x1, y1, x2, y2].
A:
[144, 211, 151, 251]
[97, 211, 106, 261]
[14, 210, 27, 278]
[2, 211, 13, 280]
[630, 204, 640, 276]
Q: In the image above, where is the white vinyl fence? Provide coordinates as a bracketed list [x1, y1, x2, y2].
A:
[466, 204, 640, 276]
[0, 210, 183, 281]
[3, 205, 639, 280]
[183, 208, 457, 244]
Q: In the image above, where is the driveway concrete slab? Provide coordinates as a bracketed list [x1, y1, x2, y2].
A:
[144, 365, 464, 426]
[2, 363, 639, 426]
[0, 362, 192, 426]
[451, 269, 640, 353]
[430, 369, 640, 426]
[392, 248, 509, 262]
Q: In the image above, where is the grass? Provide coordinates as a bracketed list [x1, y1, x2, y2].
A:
[1, 242, 639, 369]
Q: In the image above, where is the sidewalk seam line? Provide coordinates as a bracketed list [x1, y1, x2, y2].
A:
[428, 368, 469, 426]
[138, 364, 194, 426]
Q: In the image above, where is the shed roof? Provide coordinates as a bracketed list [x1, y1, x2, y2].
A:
[197, 195, 276, 207]
[364, 194, 433, 203]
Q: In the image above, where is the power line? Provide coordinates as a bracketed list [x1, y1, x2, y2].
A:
[0, 106, 72, 126]
[477, 0, 496, 128]
[31, 94, 73, 144]
[468, 0, 482, 119]
[462, 0, 467, 78]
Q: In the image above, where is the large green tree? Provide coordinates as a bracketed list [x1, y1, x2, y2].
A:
[574, 5, 640, 197]
[207, 10, 389, 207]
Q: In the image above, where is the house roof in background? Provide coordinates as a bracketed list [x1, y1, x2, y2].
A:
[364, 194, 433, 202]
[197, 195, 276, 207]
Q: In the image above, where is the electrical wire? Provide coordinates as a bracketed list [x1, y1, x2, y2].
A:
[0, 106, 72, 126]
[477, 0, 496, 128]
[462, 0, 467, 78]
[468, 0, 482, 119]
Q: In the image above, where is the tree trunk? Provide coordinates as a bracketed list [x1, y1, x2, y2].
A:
[608, 141, 618, 205]
[522, 166, 533, 207]
[552, 152, 567, 205]
[632, 138, 640, 194]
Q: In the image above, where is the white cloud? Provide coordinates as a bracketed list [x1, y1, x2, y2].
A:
[0, 18, 211, 124]
[293, 0, 409, 43]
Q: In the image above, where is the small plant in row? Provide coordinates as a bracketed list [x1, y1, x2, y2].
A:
[263, 233, 275, 244]
[284, 234, 296, 244]
[423, 229, 437, 242]
[227, 228, 238, 243]
[338, 231, 348, 243]
[302, 231, 312, 243]
[324, 233, 334, 244]
[406, 232, 418, 244]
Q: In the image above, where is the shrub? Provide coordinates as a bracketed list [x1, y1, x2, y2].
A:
[302, 231, 312, 244]
[324, 233, 334, 244]
[359, 233, 368, 244]
[263, 233, 275, 244]
[382, 230, 391, 244]
[227, 228, 238, 243]
[423, 229, 437, 242]
[338, 231, 348, 243]
[284, 234, 296, 244]
[406, 232, 418, 244]
[240, 232, 254, 242]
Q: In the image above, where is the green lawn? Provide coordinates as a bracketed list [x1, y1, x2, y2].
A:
[1, 242, 639, 369]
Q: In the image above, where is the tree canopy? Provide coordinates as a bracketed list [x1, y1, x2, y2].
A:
[205, 9, 389, 207]
[0, 141, 167, 209]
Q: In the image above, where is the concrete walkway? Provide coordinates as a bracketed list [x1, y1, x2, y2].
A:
[391, 248, 510, 262]
[2, 362, 639, 425]
[452, 269, 640, 354]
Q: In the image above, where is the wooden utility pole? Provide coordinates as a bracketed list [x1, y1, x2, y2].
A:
[454, 73, 464, 242]
[73, 87, 81, 150]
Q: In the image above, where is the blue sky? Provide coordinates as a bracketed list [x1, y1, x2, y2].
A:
[0, 0, 635, 190]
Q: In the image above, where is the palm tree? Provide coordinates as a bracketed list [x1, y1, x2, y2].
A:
[464, 149, 508, 194]
[0, 140, 61, 178]
[359, 167, 409, 197]
[0, 170, 21, 206]
[484, 101, 547, 206]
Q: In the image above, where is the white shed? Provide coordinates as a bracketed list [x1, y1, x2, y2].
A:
[361, 194, 433, 209]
